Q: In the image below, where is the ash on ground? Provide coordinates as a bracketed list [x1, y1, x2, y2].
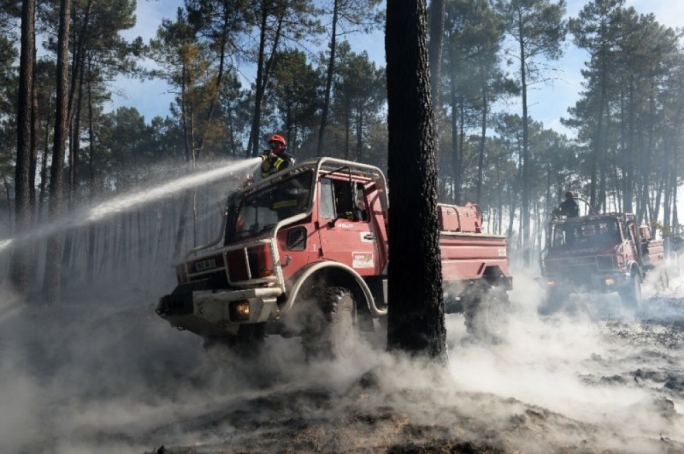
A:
[1, 274, 684, 454]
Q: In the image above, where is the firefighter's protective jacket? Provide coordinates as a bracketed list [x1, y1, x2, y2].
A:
[260, 151, 295, 178]
[556, 199, 579, 218]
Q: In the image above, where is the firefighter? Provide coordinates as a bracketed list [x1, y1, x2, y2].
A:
[601, 221, 620, 242]
[335, 188, 364, 221]
[335, 190, 354, 220]
[260, 134, 295, 178]
[555, 191, 579, 218]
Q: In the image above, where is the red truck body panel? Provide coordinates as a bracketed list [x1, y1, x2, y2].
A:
[440, 233, 509, 282]
[159, 158, 512, 340]
[540, 212, 666, 310]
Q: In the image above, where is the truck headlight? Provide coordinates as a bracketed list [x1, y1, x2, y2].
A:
[547, 280, 556, 287]
[229, 301, 250, 321]
[604, 277, 615, 286]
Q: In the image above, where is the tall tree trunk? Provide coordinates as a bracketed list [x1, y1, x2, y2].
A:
[355, 108, 363, 161]
[428, 0, 444, 109]
[29, 46, 38, 222]
[458, 102, 465, 202]
[317, 0, 339, 157]
[344, 103, 351, 160]
[39, 112, 50, 218]
[518, 34, 530, 267]
[62, 62, 87, 277]
[386, 0, 446, 362]
[623, 80, 635, 213]
[669, 105, 683, 231]
[87, 72, 96, 283]
[43, 0, 71, 304]
[590, 53, 608, 211]
[194, 4, 231, 159]
[476, 71, 488, 204]
[11, 0, 36, 294]
[248, 4, 283, 158]
[450, 88, 459, 204]
[639, 87, 656, 223]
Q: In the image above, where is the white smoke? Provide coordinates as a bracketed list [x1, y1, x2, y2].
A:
[1, 160, 683, 452]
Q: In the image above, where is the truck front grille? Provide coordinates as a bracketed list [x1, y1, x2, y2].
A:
[545, 254, 618, 273]
[157, 293, 193, 315]
[183, 238, 282, 291]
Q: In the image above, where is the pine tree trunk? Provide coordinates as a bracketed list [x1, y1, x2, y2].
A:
[317, 0, 339, 157]
[43, 0, 72, 304]
[11, 0, 36, 294]
[385, 0, 446, 362]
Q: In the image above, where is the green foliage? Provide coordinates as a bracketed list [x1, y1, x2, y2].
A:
[270, 48, 321, 151]
[3, 0, 684, 268]
[327, 42, 385, 161]
[564, 0, 684, 224]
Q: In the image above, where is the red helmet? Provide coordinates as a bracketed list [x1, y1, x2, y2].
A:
[268, 134, 286, 146]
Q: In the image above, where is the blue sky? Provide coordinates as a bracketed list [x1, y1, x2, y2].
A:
[112, 0, 684, 138]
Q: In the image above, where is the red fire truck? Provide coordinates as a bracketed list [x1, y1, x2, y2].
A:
[540, 212, 666, 313]
[156, 158, 512, 356]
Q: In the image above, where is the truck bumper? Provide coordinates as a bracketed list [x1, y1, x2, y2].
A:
[545, 271, 631, 294]
[156, 287, 283, 337]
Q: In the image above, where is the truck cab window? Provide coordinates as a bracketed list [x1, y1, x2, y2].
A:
[320, 178, 336, 220]
[229, 172, 313, 242]
[354, 184, 369, 221]
[321, 177, 367, 222]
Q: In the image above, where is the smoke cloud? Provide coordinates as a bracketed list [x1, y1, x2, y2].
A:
[1, 161, 683, 453]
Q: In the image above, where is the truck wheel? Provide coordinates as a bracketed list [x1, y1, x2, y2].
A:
[658, 269, 669, 290]
[301, 287, 357, 360]
[464, 285, 510, 342]
[539, 287, 565, 315]
[619, 272, 642, 310]
[203, 323, 266, 357]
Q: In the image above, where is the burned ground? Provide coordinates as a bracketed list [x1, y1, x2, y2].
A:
[1, 273, 684, 454]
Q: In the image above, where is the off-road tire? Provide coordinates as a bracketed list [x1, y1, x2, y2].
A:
[658, 269, 669, 291]
[464, 285, 510, 342]
[202, 323, 266, 357]
[619, 272, 642, 311]
[539, 286, 566, 315]
[301, 287, 357, 360]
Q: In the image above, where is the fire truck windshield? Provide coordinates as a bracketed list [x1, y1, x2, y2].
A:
[230, 172, 313, 241]
[551, 218, 622, 248]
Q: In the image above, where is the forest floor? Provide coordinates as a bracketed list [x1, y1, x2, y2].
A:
[1, 270, 684, 454]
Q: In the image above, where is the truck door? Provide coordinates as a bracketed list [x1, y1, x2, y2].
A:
[626, 221, 642, 264]
[317, 177, 381, 275]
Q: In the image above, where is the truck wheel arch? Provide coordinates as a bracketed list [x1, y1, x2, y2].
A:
[479, 264, 512, 290]
[626, 261, 643, 281]
[280, 261, 387, 318]
[481, 265, 504, 284]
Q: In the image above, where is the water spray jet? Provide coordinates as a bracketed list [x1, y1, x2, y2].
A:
[0, 158, 262, 255]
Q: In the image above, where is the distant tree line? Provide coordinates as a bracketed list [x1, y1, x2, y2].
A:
[1, 0, 683, 298]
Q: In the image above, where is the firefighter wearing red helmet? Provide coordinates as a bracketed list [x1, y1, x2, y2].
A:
[260, 133, 295, 178]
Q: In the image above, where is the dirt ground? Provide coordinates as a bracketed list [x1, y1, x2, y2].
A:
[1, 271, 684, 454]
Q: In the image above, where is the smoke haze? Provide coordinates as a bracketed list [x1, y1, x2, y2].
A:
[0, 161, 683, 453]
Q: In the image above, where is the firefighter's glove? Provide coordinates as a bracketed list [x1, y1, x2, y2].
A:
[260, 152, 273, 178]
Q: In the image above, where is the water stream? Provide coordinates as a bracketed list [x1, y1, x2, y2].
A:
[0, 158, 262, 254]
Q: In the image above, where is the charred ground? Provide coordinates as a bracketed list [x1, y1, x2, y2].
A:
[1, 274, 684, 454]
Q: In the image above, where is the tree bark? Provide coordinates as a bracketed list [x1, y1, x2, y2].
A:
[11, 0, 36, 294]
[385, 0, 447, 362]
[317, 0, 339, 157]
[42, 0, 72, 304]
[428, 0, 444, 109]
[248, 3, 283, 158]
